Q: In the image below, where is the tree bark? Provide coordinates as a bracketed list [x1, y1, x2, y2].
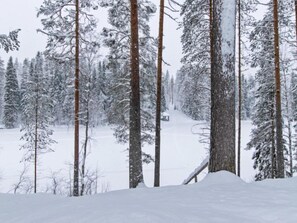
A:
[34, 83, 38, 194]
[237, 0, 242, 177]
[73, 0, 80, 196]
[129, 0, 143, 188]
[154, 0, 165, 188]
[80, 84, 90, 196]
[209, 0, 236, 173]
[273, 0, 284, 178]
[271, 103, 276, 178]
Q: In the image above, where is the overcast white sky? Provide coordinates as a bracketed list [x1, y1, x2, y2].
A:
[0, 0, 183, 76]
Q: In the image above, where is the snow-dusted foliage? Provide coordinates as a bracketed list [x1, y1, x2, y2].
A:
[20, 52, 56, 162]
[247, 0, 296, 180]
[0, 57, 5, 122]
[247, 12, 276, 180]
[37, 0, 102, 127]
[37, 0, 99, 61]
[102, 0, 157, 152]
[0, 29, 21, 52]
[241, 75, 255, 120]
[3, 57, 20, 129]
[179, 0, 210, 121]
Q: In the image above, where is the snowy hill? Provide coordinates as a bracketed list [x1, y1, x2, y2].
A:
[1, 171, 296, 223]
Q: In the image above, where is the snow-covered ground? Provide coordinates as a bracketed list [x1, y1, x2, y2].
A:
[0, 109, 255, 193]
[1, 171, 296, 222]
[1, 109, 296, 222]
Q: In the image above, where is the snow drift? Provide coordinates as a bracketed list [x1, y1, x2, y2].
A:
[1, 171, 296, 223]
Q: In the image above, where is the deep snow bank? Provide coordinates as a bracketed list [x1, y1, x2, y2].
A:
[1, 171, 296, 223]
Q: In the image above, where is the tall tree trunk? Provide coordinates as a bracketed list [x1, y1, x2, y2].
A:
[271, 103, 276, 178]
[237, 0, 242, 177]
[80, 83, 90, 196]
[34, 90, 38, 194]
[154, 0, 165, 188]
[273, 0, 284, 178]
[73, 0, 80, 196]
[209, 0, 236, 173]
[129, 0, 143, 188]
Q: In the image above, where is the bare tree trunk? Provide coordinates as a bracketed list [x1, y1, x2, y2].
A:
[80, 91, 90, 196]
[129, 0, 143, 188]
[154, 0, 165, 188]
[237, 0, 242, 177]
[209, 0, 236, 173]
[273, 0, 284, 178]
[73, 0, 80, 196]
[271, 103, 276, 178]
[34, 93, 38, 194]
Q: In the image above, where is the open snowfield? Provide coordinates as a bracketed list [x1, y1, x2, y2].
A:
[0, 171, 296, 223]
[0, 109, 255, 193]
[1, 109, 296, 222]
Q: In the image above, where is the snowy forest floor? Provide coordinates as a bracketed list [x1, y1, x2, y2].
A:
[0, 108, 255, 193]
[1, 109, 296, 222]
[0, 171, 296, 222]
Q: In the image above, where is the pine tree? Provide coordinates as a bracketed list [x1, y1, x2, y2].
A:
[241, 75, 255, 120]
[237, 0, 242, 177]
[20, 52, 56, 193]
[209, 0, 236, 173]
[38, 0, 99, 196]
[163, 71, 170, 109]
[0, 29, 21, 52]
[3, 57, 20, 129]
[273, 0, 285, 178]
[180, 0, 211, 121]
[102, 0, 157, 183]
[281, 58, 294, 177]
[0, 57, 5, 123]
[19, 59, 30, 121]
[247, 0, 295, 179]
[247, 5, 277, 180]
[154, 0, 165, 187]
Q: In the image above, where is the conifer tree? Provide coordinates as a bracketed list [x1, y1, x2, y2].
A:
[129, 0, 143, 188]
[180, 0, 210, 121]
[3, 57, 20, 129]
[102, 0, 157, 183]
[0, 29, 21, 52]
[154, 0, 165, 187]
[209, 0, 236, 173]
[20, 52, 56, 193]
[247, 10, 276, 179]
[19, 59, 30, 121]
[0, 57, 5, 123]
[38, 0, 99, 196]
[273, 0, 284, 178]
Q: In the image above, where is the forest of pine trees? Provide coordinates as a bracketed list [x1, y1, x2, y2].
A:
[1, 0, 297, 196]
